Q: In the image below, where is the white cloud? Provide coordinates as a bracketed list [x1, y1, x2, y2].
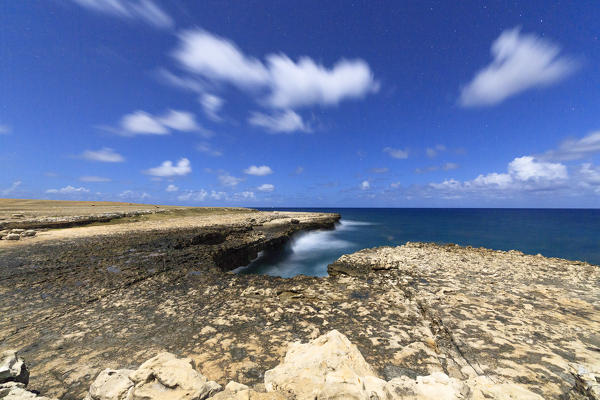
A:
[173, 30, 269, 88]
[237, 191, 255, 199]
[178, 189, 255, 202]
[1, 181, 21, 195]
[81, 147, 125, 163]
[121, 111, 169, 135]
[71, 0, 173, 29]
[541, 131, 600, 161]
[360, 180, 370, 190]
[158, 110, 201, 132]
[443, 162, 459, 171]
[265, 55, 378, 109]
[79, 176, 111, 182]
[178, 189, 207, 201]
[196, 142, 223, 157]
[428, 156, 568, 196]
[507, 156, 567, 181]
[172, 29, 378, 110]
[248, 110, 309, 133]
[383, 147, 409, 159]
[426, 144, 446, 158]
[46, 185, 90, 194]
[460, 27, 578, 107]
[218, 173, 243, 187]
[166, 184, 179, 192]
[257, 183, 274, 192]
[0, 125, 10, 135]
[200, 93, 224, 121]
[119, 190, 150, 200]
[144, 158, 191, 177]
[244, 165, 273, 176]
[117, 109, 205, 136]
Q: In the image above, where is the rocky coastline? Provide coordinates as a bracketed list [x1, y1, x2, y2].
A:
[1, 203, 599, 399]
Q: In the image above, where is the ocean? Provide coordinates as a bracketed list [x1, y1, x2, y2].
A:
[238, 208, 600, 277]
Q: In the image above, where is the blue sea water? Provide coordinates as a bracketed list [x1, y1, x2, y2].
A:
[239, 208, 600, 277]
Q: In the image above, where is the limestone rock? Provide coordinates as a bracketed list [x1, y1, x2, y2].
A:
[384, 372, 468, 399]
[4, 234, 20, 241]
[0, 350, 29, 385]
[85, 369, 134, 400]
[208, 383, 287, 400]
[570, 364, 600, 400]
[129, 352, 222, 400]
[264, 330, 386, 400]
[1, 386, 55, 400]
[20, 230, 36, 237]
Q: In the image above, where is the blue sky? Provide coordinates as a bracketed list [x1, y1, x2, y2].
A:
[1, 1, 600, 207]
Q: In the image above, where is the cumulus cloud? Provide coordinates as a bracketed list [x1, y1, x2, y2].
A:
[383, 147, 409, 159]
[172, 29, 378, 110]
[196, 142, 222, 157]
[218, 172, 243, 187]
[81, 148, 125, 163]
[360, 180, 370, 190]
[426, 144, 446, 158]
[248, 110, 309, 133]
[119, 190, 150, 200]
[79, 176, 111, 182]
[257, 183, 274, 192]
[144, 158, 191, 177]
[265, 55, 379, 109]
[460, 27, 578, 107]
[118, 109, 205, 136]
[507, 156, 567, 181]
[244, 165, 273, 176]
[541, 131, 600, 161]
[46, 185, 90, 194]
[177, 189, 254, 202]
[200, 93, 225, 121]
[429, 156, 568, 197]
[166, 184, 178, 192]
[70, 0, 173, 29]
[1, 181, 22, 195]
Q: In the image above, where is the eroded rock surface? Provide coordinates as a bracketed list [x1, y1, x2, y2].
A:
[1, 210, 598, 400]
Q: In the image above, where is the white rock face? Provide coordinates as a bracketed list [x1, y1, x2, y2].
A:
[86, 353, 221, 400]
[0, 350, 29, 385]
[264, 329, 387, 400]
[85, 369, 134, 400]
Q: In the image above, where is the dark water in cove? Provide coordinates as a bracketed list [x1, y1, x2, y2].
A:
[237, 208, 600, 278]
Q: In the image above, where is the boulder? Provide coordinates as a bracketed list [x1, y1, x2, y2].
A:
[129, 352, 222, 400]
[0, 351, 29, 385]
[20, 231, 36, 237]
[9, 229, 25, 234]
[85, 369, 134, 400]
[264, 330, 386, 400]
[1, 385, 55, 400]
[4, 234, 20, 241]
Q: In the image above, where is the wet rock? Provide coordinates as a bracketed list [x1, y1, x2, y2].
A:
[264, 330, 387, 400]
[0, 350, 29, 385]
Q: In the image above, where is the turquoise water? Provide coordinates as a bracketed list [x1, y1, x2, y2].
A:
[239, 208, 600, 277]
